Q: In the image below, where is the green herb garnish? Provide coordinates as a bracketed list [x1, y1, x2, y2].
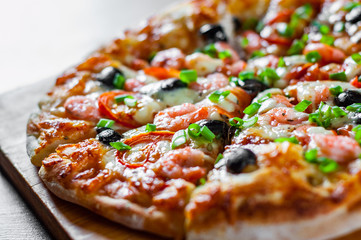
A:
[294, 100, 312, 112]
[180, 70, 197, 84]
[96, 118, 115, 128]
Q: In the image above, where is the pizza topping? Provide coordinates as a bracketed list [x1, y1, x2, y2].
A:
[196, 120, 230, 144]
[139, 78, 199, 106]
[96, 128, 123, 145]
[179, 69, 197, 84]
[345, 6, 361, 24]
[224, 148, 257, 174]
[153, 147, 207, 183]
[304, 148, 338, 173]
[335, 90, 361, 107]
[96, 66, 125, 88]
[294, 100, 312, 112]
[98, 90, 164, 128]
[310, 134, 361, 163]
[110, 141, 131, 151]
[150, 48, 185, 69]
[237, 79, 269, 98]
[199, 24, 228, 43]
[116, 131, 174, 168]
[64, 96, 100, 121]
[96, 118, 115, 128]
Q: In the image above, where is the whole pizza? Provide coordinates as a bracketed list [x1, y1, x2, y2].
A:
[26, 0, 361, 239]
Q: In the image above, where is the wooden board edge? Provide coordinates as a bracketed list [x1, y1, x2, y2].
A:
[0, 147, 71, 240]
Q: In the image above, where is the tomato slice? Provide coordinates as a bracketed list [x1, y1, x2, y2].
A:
[98, 90, 140, 128]
[351, 76, 361, 88]
[143, 67, 180, 80]
[116, 131, 174, 168]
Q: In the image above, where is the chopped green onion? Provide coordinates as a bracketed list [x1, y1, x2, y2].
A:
[171, 130, 187, 149]
[255, 21, 265, 33]
[305, 51, 321, 63]
[187, 124, 215, 143]
[318, 157, 338, 173]
[305, 148, 338, 173]
[200, 126, 216, 142]
[124, 97, 137, 107]
[334, 21, 345, 33]
[329, 86, 343, 96]
[353, 125, 361, 145]
[239, 71, 256, 81]
[215, 153, 223, 164]
[148, 51, 157, 62]
[294, 100, 312, 112]
[96, 118, 115, 128]
[208, 90, 231, 103]
[243, 102, 261, 116]
[277, 23, 294, 37]
[242, 18, 259, 30]
[257, 93, 272, 103]
[346, 103, 361, 112]
[294, 3, 313, 20]
[351, 53, 361, 64]
[305, 149, 318, 163]
[110, 142, 131, 151]
[343, 2, 361, 11]
[199, 178, 206, 185]
[203, 44, 217, 58]
[250, 50, 266, 59]
[240, 37, 249, 48]
[229, 117, 244, 128]
[288, 40, 305, 55]
[229, 76, 240, 86]
[329, 71, 347, 81]
[113, 73, 126, 89]
[115, 95, 134, 103]
[274, 136, 299, 144]
[188, 123, 201, 139]
[278, 57, 286, 67]
[243, 116, 258, 128]
[219, 50, 232, 59]
[320, 35, 335, 46]
[180, 70, 197, 84]
[145, 123, 156, 132]
[259, 68, 280, 85]
[332, 106, 347, 118]
[319, 25, 330, 35]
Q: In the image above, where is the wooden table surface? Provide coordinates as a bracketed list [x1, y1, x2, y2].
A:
[0, 1, 173, 239]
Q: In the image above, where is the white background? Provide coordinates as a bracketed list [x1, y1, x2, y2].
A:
[0, 0, 177, 94]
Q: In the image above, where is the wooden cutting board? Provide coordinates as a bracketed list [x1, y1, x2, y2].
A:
[0, 79, 360, 240]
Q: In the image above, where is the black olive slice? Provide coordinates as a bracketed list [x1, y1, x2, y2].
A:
[346, 6, 361, 24]
[96, 67, 124, 87]
[334, 90, 361, 107]
[139, 78, 187, 96]
[199, 24, 228, 43]
[196, 120, 230, 143]
[96, 128, 123, 145]
[238, 79, 269, 98]
[225, 148, 257, 174]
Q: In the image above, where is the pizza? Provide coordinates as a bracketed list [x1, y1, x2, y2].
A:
[26, 0, 361, 239]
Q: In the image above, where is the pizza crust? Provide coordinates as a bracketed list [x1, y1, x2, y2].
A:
[39, 167, 185, 238]
[187, 204, 361, 240]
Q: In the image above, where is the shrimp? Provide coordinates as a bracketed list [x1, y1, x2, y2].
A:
[311, 134, 361, 163]
[189, 73, 229, 93]
[259, 107, 308, 126]
[153, 147, 207, 183]
[154, 103, 211, 132]
[64, 96, 100, 121]
[303, 43, 346, 64]
[151, 48, 185, 70]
